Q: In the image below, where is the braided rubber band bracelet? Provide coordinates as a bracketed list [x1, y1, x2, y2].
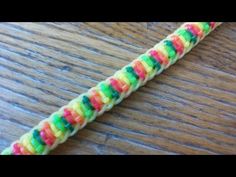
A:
[1, 22, 221, 155]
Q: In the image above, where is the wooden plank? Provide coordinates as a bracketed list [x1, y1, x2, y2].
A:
[0, 22, 235, 154]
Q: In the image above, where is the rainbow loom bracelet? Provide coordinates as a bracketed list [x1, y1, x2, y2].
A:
[1, 22, 221, 155]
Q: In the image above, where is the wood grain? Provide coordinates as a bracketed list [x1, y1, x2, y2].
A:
[0, 22, 236, 155]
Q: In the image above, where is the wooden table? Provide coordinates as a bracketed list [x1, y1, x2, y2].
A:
[0, 23, 235, 155]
